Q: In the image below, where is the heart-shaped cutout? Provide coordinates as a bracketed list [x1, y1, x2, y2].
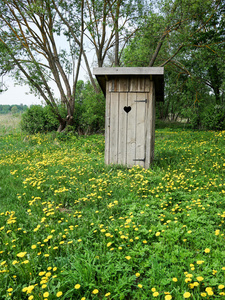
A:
[124, 106, 131, 113]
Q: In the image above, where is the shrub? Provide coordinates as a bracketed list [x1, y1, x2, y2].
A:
[20, 105, 59, 134]
[74, 81, 105, 134]
[189, 103, 225, 130]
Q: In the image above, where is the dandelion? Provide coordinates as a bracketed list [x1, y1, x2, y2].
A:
[17, 252, 27, 258]
[105, 292, 111, 297]
[28, 296, 34, 300]
[155, 232, 160, 236]
[74, 284, 81, 289]
[205, 287, 213, 296]
[138, 284, 143, 288]
[56, 291, 63, 297]
[172, 278, 177, 282]
[125, 256, 131, 260]
[165, 295, 172, 300]
[183, 292, 191, 298]
[196, 260, 204, 265]
[153, 291, 159, 297]
[31, 245, 37, 249]
[201, 293, 207, 297]
[135, 273, 140, 277]
[92, 289, 99, 294]
[43, 292, 49, 298]
[218, 285, 224, 289]
[215, 229, 220, 235]
[196, 276, 204, 281]
[204, 248, 210, 253]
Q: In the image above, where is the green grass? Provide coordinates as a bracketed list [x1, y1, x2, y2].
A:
[0, 127, 225, 299]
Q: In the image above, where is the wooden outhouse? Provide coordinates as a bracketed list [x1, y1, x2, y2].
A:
[93, 67, 164, 169]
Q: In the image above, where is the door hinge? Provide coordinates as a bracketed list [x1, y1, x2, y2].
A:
[134, 99, 147, 103]
[133, 158, 145, 162]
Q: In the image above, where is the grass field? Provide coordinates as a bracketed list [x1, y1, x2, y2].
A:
[0, 123, 225, 299]
[0, 114, 22, 136]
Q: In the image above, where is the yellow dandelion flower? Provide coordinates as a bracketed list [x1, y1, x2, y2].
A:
[201, 292, 207, 297]
[17, 252, 27, 258]
[138, 284, 142, 288]
[153, 291, 159, 297]
[196, 276, 204, 281]
[172, 278, 177, 282]
[125, 256, 131, 260]
[155, 232, 160, 237]
[183, 292, 191, 298]
[92, 289, 99, 294]
[43, 292, 49, 298]
[135, 273, 140, 277]
[165, 295, 172, 300]
[204, 248, 210, 253]
[218, 285, 224, 289]
[215, 229, 220, 236]
[105, 292, 111, 297]
[56, 291, 63, 297]
[196, 260, 204, 265]
[74, 284, 81, 289]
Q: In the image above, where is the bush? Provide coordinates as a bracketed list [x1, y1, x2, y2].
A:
[20, 81, 105, 135]
[189, 103, 225, 130]
[74, 81, 105, 134]
[20, 105, 59, 134]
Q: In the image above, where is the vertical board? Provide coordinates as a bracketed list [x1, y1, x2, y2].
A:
[135, 93, 146, 168]
[109, 92, 119, 164]
[105, 80, 111, 164]
[127, 93, 137, 167]
[145, 81, 155, 168]
[118, 92, 127, 165]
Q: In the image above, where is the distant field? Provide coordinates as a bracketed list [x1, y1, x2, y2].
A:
[0, 113, 22, 135]
[1, 127, 225, 299]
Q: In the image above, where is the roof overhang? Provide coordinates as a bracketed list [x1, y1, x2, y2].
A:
[93, 67, 164, 102]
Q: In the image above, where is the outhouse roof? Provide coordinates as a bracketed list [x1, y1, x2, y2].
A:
[93, 67, 164, 102]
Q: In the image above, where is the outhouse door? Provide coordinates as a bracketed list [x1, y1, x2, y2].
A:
[105, 76, 155, 168]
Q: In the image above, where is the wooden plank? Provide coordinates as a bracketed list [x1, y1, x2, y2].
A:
[135, 93, 146, 168]
[109, 92, 119, 164]
[105, 81, 111, 164]
[127, 92, 137, 167]
[144, 77, 150, 92]
[119, 77, 129, 92]
[130, 76, 138, 92]
[145, 81, 155, 168]
[118, 92, 127, 165]
[93, 67, 164, 76]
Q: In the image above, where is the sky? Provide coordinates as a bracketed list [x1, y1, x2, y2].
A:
[0, 61, 93, 106]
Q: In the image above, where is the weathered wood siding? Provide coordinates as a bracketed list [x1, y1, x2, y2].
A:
[105, 76, 155, 169]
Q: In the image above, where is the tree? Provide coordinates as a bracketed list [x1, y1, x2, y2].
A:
[122, 0, 224, 119]
[0, 0, 84, 131]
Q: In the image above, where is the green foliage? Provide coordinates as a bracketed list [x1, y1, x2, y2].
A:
[74, 80, 105, 134]
[0, 104, 28, 115]
[20, 82, 105, 135]
[20, 105, 60, 134]
[190, 103, 225, 130]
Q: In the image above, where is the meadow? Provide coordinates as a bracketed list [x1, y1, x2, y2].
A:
[0, 116, 225, 299]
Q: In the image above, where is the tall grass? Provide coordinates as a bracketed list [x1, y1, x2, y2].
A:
[0, 126, 225, 299]
[0, 114, 22, 136]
